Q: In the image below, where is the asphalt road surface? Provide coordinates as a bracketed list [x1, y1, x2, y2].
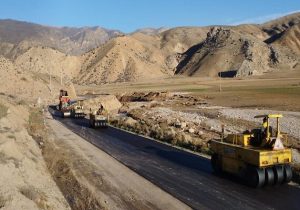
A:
[49, 108, 300, 210]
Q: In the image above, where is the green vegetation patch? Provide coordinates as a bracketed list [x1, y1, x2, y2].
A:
[225, 86, 300, 95]
[28, 108, 45, 136]
[255, 86, 300, 95]
[181, 88, 207, 93]
[0, 103, 8, 119]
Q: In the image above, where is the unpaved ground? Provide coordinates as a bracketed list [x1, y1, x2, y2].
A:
[219, 108, 300, 139]
[0, 97, 69, 210]
[43, 111, 190, 210]
[78, 75, 300, 111]
[112, 91, 300, 158]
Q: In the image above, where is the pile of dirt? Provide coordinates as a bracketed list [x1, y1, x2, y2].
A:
[118, 91, 172, 102]
[83, 94, 122, 113]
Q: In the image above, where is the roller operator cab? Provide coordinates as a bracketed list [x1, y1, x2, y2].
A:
[70, 100, 85, 118]
[210, 114, 292, 187]
[89, 106, 108, 128]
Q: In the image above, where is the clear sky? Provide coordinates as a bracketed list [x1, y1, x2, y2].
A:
[1, 0, 300, 32]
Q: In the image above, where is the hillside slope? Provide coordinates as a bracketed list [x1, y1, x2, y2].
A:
[275, 23, 300, 55]
[261, 12, 300, 37]
[14, 46, 81, 78]
[175, 27, 298, 77]
[75, 36, 170, 84]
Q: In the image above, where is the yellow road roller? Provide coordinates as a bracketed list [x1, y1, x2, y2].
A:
[210, 114, 292, 187]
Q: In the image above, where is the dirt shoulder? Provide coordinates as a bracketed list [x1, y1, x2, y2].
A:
[44, 111, 190, 210]
[0, 98, 70, 210]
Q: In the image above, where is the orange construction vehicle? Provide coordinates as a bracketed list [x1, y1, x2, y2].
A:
[58, 89, 72, 117]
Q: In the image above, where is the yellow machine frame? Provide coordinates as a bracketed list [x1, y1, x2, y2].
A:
[210, 114, 292, 187]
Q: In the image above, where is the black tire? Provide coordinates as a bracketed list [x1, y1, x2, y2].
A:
[265, 167, 275, 185]
[273, 165, 284, 184]
[211, 153, 222, 174]
[247, 167, 265, 188]
[283, 165, 292, 183]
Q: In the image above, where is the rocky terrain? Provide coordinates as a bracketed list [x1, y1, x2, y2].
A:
[175, 26, 298, 77]
[111, 91, 300, 163]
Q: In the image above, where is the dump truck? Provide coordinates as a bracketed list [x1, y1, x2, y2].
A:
[89, 105, 108, 128]
[58, 89, 72, 118]
[210, 114, 292, 187]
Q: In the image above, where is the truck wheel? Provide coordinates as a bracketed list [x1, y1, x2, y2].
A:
[283, 165, 292, 183]
[211, 153, 222, 174]
[273, 165, 284, 184]
[265, 167, 275, 185]
[247, 167, 265, 188]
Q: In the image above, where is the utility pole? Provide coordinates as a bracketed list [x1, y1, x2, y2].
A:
[219, 72, 222, 92]
[49, 67, 52, 93]
[30, 57, 34, 96]
[61, 67, 63, 86]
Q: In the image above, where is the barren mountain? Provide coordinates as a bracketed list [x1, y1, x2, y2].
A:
[15, 46, 80, 78]
[173, 13, 300, 78]
[175, 27, 298, 77]
[0, 56, 56, 102]
[232, 24, 268, 40]
[0, 19, 122, 55]
[261, 12, 300, 37]
[75, 27, 216, 84]
[0, 44, 80, 103]
[1, 13, 300, 86]
[159, 27, 209, 53]
[75, 35, 170, 84]
[132, 27, 169, 35]
[274, 23, 300, 55]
